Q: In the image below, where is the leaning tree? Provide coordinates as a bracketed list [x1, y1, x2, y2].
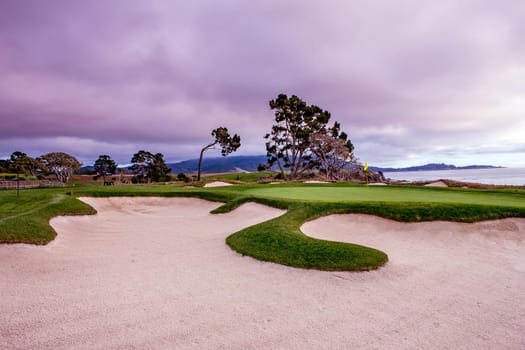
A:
[197, 127, 241, 181]
[40, 152, 82, 183]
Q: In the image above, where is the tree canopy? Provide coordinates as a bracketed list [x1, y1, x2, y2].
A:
[197, 127, 241, 181]
[265, 93, 354, 179]
[8, 151, 47, 177]
[130, 150, 170, 183]
[310, 132, 354, 180]
[94, 155, 117, 182]
[0, 159, 10, 173]
[40, 152, 81, 183]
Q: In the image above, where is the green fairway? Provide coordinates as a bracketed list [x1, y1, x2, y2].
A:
[1, 182, 525, 270]
[245, 184, 525, 208]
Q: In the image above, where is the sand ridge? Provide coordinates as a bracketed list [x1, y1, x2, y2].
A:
[1, 197, 525, 349]
[425, 180, 448, 187]
[203, 181, 233, 187]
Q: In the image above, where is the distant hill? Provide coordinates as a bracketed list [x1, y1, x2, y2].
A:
[77, 165, 95, 175]
[78, 155, 270, 175]
[371, 163, 502, 173]
[169, 158, 501, 174]
[168, 155, 270, 174]
[80, 158, 501, 175]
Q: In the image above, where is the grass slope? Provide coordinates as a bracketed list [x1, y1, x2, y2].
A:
[1, 183, 525, 270]
[225, 201, 388, 271]
[0, 188, 96, 244]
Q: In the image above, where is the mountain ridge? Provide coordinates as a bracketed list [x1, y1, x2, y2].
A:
[79, 156, 502, 174]
[167, 155, 269, 173]
[167, 157, 502, 174]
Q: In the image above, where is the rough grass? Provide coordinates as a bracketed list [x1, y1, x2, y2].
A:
[1, 182, 525, 270]
[204, 171, 276, 183]
[0, 188, 96, 244]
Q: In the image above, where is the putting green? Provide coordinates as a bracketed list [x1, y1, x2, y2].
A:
[245, 185, 525, 208]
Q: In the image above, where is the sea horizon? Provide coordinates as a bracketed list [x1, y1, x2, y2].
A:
[384, 167, 525, 186]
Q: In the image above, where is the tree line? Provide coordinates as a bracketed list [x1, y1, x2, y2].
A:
[0, 127, 241, 184]
[0, 150, 172, 184]
[0, 151, 82, 183]
[1, 93, 357, 183]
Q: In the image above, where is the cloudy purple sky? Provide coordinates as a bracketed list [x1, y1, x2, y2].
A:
[1, 0, 524, 167]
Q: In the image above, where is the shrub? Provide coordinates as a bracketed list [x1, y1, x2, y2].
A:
[157, 175, 173, 182]
[177, 173, 190, 182]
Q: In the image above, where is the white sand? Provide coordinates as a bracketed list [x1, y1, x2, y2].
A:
[203, 181, 233, 187]
[368, 182, 387, 186]
[304, 180, 329, 183]
[425, 180, 448, 187]
[1, 198, 524, 349]
[302, 214, 525, 349]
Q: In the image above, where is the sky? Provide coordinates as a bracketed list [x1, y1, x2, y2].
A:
[1, 0, 524, 167]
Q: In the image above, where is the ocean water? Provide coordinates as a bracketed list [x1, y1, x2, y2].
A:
[383, 167, 525, 186]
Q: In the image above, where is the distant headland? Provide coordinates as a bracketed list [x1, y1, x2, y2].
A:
[371, 163, 504, 173]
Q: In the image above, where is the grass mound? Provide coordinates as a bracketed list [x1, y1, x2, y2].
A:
[0, 189, 95, 244]
[226, 202, 388, 271]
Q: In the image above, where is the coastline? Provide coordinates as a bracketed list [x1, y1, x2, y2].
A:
[384, 167, 525, 187]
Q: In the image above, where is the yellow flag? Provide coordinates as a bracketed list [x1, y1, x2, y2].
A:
[364, 163, 369, 172]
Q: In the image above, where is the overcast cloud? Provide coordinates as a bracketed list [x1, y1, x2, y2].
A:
[1, 0, 524, 166]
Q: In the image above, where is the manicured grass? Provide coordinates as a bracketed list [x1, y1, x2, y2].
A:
[1, 182, 525, 270]
[245, 183, 525, 208]
[223, 197, 525, 270]
[226, 201, 388, 271]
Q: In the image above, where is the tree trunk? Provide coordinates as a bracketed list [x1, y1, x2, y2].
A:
[197, 142, 216, 181]
[197, 147, 205, 181]
[276, 158, 285, 178]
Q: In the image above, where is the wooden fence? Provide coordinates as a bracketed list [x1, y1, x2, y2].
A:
[0, 180, 64, 190]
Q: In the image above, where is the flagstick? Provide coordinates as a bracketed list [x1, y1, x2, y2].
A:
[364, 162, 369, 186]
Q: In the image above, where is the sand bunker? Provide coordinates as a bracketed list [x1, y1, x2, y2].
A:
[425, 180, 448, 187]
[302, 214, 525, 349]
[203, 181, 233, 187]
[304, 180, 329, 184]
[1, 198, 524, 349]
